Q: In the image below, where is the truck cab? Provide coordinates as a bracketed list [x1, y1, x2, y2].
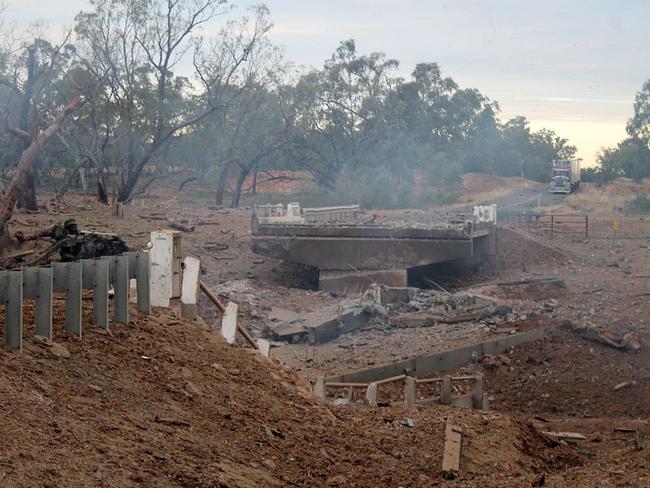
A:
[550, 158, 581, 194]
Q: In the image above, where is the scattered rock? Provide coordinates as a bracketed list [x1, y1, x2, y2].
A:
[326, 474, 348, 486]
[261, 459, 276, 470]
[50, 343, 70, 359]
[613, 381, 637, 391]
[332, 398, 351, 406]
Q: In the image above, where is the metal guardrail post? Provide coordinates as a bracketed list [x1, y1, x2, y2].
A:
[93, 259, 110, 328]
[114, 255, 129, 325]
[3, 271, 23, 350]
[53, 262, 83, 338]
[136, 251, 151, 314]
[23, 267, 53, 340]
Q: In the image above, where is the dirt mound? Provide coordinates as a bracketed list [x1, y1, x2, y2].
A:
[0, 302, 582, 487]
[482, 330, 650, 418]
[492, 226, 568, 272]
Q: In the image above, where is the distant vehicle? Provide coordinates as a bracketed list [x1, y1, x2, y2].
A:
[550, 158, 581, 194]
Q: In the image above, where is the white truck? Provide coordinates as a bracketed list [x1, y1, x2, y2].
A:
[550, 158, 581, 194]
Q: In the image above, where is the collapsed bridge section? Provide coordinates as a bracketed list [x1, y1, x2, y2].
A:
[252, 204, 497, 292]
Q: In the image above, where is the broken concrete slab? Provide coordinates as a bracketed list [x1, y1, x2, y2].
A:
[305, 301, 372, 345]
[268, 306, 301, 323]
[268, 323, 307, 341]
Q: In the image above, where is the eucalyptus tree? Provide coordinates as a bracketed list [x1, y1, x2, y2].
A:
[72, 0, 272, 203]
[0, 31, 75, 209]
[288, 39, 399, 190]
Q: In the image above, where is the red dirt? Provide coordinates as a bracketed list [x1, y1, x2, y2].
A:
[0, 302, 581, 487]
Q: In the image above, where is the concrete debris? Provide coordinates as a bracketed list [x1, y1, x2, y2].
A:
[613, 381, 637, 391]
[268, 307, 301, 323]
[472, 277, 566, 301]
[400, 418, 415, 428]
[266, 300, 372, 344]
[441, 423, 462, 479]
[541, 431, 587, 442]
[50, 342, 71, 359]
[571, 324, 642, 352]
[393, 303, 512, 329]
[481, 354, 512, 370]
[332, 398, 351, 406]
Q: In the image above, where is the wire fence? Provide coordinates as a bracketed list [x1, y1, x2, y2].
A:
[500, 210, 650, 241]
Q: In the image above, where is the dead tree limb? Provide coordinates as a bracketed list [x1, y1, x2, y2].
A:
[0, 95, 81, 238]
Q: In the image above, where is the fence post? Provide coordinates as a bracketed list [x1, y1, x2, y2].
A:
[313, 377, 326, 401]
[441, 375, 452, 405]
[585, 215, 589, 240]
[404, 376, 416, 406]
[366, 382, 378, 406]
[472, 374, 484, 410]
[551, 215, 554, 240]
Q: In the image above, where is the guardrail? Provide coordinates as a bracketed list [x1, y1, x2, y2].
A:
[1, 251, 150, 351]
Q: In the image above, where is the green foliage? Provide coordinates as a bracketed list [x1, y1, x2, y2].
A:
[596, 138, 650, 182]
[624, 194, 650, 214]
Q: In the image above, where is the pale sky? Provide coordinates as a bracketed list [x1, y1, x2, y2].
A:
[5, 0, 649, 166]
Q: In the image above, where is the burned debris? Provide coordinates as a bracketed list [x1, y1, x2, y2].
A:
[7, 218, 129, 267]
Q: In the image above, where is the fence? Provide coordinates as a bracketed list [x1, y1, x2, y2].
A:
[499, 210, 650, 241]
[0, 251, 150, 352]
[314, 373, 487, 410]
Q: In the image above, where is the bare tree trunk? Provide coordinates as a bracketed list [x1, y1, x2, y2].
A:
[16, 168, 38, 210]
[0, 96, 81, 238]
[14, 46, 39, 211]
[215, 164, 230, 206]
[231, 168, 249, 208]
[97, 171, 109, 204]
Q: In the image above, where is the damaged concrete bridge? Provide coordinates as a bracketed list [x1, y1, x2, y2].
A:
[252, 204, 498, 292]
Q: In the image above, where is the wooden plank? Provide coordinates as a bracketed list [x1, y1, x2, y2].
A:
[442, 423, 462, 479]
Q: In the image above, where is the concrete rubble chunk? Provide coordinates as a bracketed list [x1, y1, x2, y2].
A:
[268, 307, 301, 323]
